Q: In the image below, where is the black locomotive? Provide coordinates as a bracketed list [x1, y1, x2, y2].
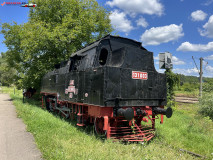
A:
[41, 35, 172, 141]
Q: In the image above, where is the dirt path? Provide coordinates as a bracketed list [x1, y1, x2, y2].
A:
[175, 96, 199, 103]
[0, 94, 42, 160]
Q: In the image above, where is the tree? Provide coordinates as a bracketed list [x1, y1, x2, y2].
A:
[0, 52, 16, 86]
[1, 0, 113, 89]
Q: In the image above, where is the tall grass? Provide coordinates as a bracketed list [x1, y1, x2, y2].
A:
[2, 87, 212, 159]
[199, 93, 213, 120]
[174, 83, 199, 97]
[157, 109, 213, 157]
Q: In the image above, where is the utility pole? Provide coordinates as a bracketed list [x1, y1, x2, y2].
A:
[199, 57, 203, 98]
[192, 56, 203, 98]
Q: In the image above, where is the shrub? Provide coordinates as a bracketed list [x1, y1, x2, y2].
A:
[165, 69, 179, 107]
[198, 93, 213, 120]
[184, 87, 193, 92]
[203, 81, 213, 93]
[180, 82, 199, 92]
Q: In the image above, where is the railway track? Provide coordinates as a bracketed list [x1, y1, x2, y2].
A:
[175, 96, 199, 103]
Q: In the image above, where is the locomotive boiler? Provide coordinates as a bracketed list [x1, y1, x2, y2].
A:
[40, 35, 172, 142]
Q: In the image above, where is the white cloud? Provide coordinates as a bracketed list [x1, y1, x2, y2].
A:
[173, 66, 213, 77]
[191, 10, 207, 21]
[203, 0, 213, 6]
[109, 10, 134, 33]
[177, 41, 213, 52]
[154, 56, 159, 65]
[199, 15, 213, 38]
[156, 69, 164, 73]
[154, 56, 159, 60]
[204, 65, 213, 77]
[136, 17, 148, 28]
[140, 24, 184, 45]
[172, 56, 185, 65]
[205, 55, 213, 60]
[106, 0, 164, 16]
[173, 68, 199, 76]
[154, 55, 185, 65]
[206, 65, 213, 72]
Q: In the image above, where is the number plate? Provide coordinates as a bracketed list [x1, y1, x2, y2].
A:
[68, 86, 75, 92]
[132, 71, 148, 80]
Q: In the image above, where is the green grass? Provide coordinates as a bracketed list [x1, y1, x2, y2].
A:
[174, 82, 199, 98]
[1, 86, 213, 160]
[156, 103, 213, 158]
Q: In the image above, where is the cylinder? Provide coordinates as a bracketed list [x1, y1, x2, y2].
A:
[117, 108, 134, 121]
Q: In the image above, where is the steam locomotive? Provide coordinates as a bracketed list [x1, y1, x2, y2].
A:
[40, 35, 172, 142]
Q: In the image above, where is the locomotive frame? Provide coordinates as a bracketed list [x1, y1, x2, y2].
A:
[40, 35, 172, 142]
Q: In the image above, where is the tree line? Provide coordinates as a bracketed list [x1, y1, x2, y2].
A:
[0, 0, 113, 89]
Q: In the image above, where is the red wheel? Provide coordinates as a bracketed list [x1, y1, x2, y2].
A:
[94, 117, 106, 135]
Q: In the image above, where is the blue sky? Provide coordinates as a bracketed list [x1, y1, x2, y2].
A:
[0, 0, 29, 52]
[1, 0, 213, 77]
[98, 0, 213, 77]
